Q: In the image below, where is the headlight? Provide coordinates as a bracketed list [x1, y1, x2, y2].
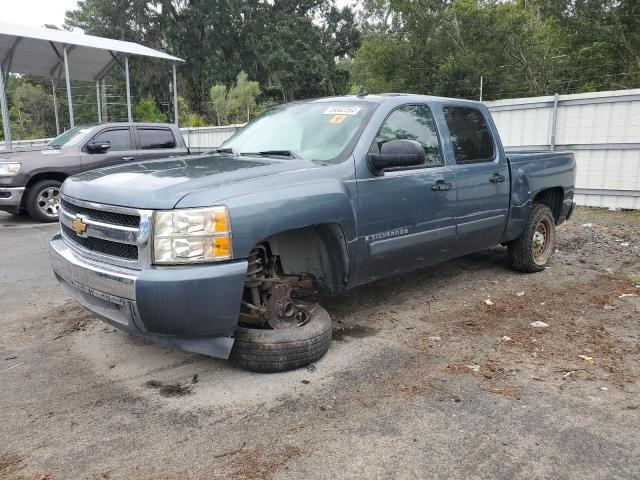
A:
[0, 162, 21, 176]
[153, 206, 232, 264]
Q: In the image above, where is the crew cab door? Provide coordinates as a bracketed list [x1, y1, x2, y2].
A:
[442, 106, 510, 255]
[135, 126, 186, 160]
[355, 104, 457, 283]
[80, 126, 138, 172]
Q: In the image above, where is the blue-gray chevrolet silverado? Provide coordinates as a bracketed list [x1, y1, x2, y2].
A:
[49, 93, 576, 372]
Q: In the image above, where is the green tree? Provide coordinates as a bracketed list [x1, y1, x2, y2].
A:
[134, 96, 167, 123]
[352, 0, 637, 100]
[210, 71, 262, 125]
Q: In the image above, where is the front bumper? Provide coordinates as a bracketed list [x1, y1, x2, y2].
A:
[49, 234, 248, 358]
[0, 186, 25, 213]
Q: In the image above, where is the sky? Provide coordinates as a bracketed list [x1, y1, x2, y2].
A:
[2, 0, 356, 30]
[2, 0, 80, 28]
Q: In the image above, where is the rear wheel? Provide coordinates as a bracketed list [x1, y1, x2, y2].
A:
[25, 180, 62, 223]
[508, 203, 555, 273]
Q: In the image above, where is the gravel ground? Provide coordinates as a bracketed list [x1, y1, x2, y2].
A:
[1, 208, 639, 480]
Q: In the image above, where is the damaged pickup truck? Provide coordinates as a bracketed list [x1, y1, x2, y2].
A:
[49, 93, 576, 372]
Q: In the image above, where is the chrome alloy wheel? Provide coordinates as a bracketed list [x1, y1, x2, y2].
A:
[36, 186, 61, 218]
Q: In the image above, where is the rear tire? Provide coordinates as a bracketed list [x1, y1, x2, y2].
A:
[230, 302, 332, 373]
[508, 203, 556, 273]
[25, 180, 62, 223]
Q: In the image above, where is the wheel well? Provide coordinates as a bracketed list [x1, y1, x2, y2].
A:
[533, 187, 563, 224]
[25, 172, 68, 190]
[263, 224, 350, 292]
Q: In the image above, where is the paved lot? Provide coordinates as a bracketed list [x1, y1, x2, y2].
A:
[1, 208, 639, 480]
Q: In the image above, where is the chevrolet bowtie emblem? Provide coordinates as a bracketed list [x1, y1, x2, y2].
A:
[71, 216, 88, 236]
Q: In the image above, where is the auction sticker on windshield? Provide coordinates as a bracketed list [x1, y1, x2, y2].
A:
[329, 115, 348, 124]
[323, 106, 361, 116]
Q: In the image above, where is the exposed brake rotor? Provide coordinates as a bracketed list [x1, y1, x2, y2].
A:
[265, 283, 308, 329]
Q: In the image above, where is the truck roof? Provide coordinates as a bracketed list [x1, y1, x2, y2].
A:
[303, 93, 485, 107]
[77, 122, 179, 129]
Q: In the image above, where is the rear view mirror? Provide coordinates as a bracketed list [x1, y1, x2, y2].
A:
[86, 141, 111, 152]
[367, 139, 425, 175]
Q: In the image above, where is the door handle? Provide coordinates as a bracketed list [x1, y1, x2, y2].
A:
[490, 173, 506, 183]
[122, 156, 135, 161]
[431, 180, 453, 192]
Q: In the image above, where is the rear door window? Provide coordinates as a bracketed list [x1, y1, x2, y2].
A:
[138, 128, 176, 150]
[443, 106, 495, 164]
[92, 128, 132, 151]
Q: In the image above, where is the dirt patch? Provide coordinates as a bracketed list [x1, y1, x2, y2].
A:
[228, 445, 303, 480]
[52, 302, 94, 336]
[2, 207, 640, 479]
[144, 380, 192, 397]
[332, 324, 378, 341]
[0, 455, 24, 477]
[481, 384, 524, 400]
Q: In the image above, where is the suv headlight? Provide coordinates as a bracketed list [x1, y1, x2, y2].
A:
[0, 162, 21, 176]
[153, 206, 232, 264]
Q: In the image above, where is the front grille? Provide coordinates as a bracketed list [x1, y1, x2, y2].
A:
[61, 199, 140, 228]
[62, 224, 139, 260]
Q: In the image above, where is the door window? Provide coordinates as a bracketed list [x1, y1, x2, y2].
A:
[138, 128, 176, 150]
[374, 105, 443, 167]
[443, 106, 495, 164]
[92, 129, 131, 151]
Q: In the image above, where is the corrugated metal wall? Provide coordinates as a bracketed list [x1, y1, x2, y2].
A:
[180, 125, 242, 150]
[486, 89, 640, 210]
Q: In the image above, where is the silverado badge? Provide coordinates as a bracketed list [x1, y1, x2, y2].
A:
[71, 216, 88, 237]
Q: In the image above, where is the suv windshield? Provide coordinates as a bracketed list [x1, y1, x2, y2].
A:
[48, 126, 95, 149]
[221, 101, 375, 162]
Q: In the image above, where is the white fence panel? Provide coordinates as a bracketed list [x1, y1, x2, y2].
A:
[486, 89, 640, 209]
[180, 125, 242, 150]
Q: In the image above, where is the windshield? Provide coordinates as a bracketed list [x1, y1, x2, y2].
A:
[48, 126, 95, 149]
[221, 101, 375, 162]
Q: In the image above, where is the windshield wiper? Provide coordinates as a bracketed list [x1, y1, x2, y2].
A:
[208, 147, 236, 155]
[240, 150, 300, 159]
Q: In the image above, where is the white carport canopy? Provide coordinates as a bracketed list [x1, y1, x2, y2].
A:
[0, 22, 184, 148]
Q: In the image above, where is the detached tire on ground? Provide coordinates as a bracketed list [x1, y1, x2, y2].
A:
[508, 203, 556, 273]
[230, 302, 332, 373]
[25, 179, 62, 223]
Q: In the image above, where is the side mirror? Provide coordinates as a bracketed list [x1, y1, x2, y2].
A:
[367, 139, 425, 175]
[86, 140, 111, 152]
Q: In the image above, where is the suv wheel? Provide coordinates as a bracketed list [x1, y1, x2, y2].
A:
[25, 180, 62, 223]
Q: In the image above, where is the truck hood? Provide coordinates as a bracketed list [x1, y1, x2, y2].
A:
[0, 146, 69, 160]
[62, 154, 321, 209]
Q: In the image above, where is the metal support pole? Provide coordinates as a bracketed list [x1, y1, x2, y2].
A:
[479, 75, 483, 102]
[101, 79, 108, 123]
[0, 63, 11, 149]
[63, 46, 74, 128]
[51, 75, 60, 136]
[124, 56, 132, 122]
[172, 63, 179, 127]
[550, 93, 559, 152]
[96, 80, 102, 123]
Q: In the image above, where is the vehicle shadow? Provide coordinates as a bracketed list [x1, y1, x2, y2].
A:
[0, 211, 42, 227]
